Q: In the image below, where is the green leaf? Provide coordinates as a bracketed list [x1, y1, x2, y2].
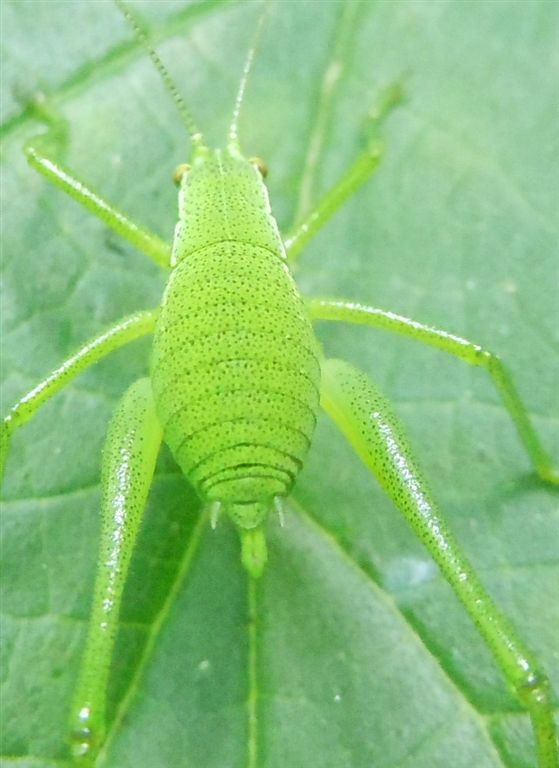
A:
[2, 2, 558, 767]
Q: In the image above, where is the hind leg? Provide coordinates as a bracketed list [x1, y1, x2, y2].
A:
[69, 378, 162, 762]
[321, 357, 558, 768]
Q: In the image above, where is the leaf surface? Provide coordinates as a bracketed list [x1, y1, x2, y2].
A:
[1, 2, 558, 767]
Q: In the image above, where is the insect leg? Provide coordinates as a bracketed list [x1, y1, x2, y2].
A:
[284, 82, 403, 265]
[69, 377, 162, 761]
[320, 357, 558, 768]
[1, 309, 159, 482]
[25, 135, 171, 268]
[308, 299, 558, 485]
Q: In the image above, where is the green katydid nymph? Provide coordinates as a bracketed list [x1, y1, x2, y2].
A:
[1, 1, 558, 766]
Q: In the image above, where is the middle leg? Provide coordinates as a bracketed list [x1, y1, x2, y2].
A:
[1, 308, 159, 481]
[309, 298, 558, 484]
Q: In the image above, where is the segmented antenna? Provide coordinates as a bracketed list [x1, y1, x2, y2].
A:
[228, 5, 269, 149]
[114, 0, 204, 147]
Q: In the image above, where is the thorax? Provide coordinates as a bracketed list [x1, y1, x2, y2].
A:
[170, 148, 285, 267]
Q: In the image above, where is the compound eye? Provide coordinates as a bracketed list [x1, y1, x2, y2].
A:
[173, 163, 191, 186]
[250, 156, 268, 178]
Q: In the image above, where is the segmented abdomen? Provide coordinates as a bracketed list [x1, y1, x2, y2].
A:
[151, 242, 321, 505]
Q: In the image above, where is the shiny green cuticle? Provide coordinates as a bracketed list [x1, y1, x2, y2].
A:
[1, 1, 558, 766]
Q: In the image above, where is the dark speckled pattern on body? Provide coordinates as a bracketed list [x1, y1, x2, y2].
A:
[152, 150, 321, 510]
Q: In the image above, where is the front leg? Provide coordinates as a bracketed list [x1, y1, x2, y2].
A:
[24, 101, 171, 268]
[284, 82, 403, 265]
[70, 378, 162, 763]
[321, 357, 558, 768]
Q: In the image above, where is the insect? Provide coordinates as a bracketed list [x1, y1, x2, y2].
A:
[2, 0, 556, 764]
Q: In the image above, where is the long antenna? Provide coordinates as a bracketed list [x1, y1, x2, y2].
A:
[114, 0, 204, 147]
[228, 5, 269, 149]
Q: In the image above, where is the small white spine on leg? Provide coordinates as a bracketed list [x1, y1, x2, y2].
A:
[207, 500, 222, 530]
[274, 496, 286, 527]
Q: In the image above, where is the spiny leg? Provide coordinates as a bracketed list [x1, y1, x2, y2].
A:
[309, 299, 559, 484]
[25, 102, 171, 268]
[70, 377, 163, 762]
[320, 357, 558, 768]
[284, 82, 403, 266]
[1, 309, 159, 481]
